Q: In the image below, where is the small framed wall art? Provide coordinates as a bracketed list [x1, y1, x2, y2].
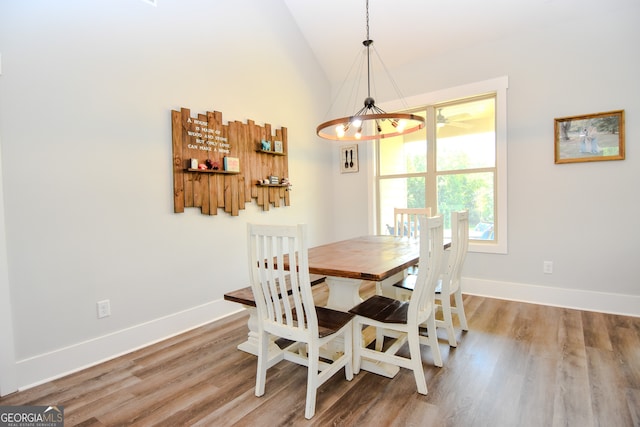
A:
[273, 140, 283, 153]
[340, 144, 359, 173]
[223, 156, 240, 172]
[554, 110, 625, 164]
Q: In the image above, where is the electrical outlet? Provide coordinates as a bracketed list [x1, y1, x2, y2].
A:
[97, 300, 111, 318]
[543, 261, 553, 274]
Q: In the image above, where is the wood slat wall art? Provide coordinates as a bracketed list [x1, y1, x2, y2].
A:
[171, 108, 290, 216]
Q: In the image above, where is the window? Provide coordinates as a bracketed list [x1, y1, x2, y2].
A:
[374, 77, 508, 253]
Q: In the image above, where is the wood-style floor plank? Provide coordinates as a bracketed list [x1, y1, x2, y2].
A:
[2, 282, 639, 426]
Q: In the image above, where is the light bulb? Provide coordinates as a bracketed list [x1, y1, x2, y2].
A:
[355, 127, 363, 139]
[336, 125, 345, 138]
[352, 118, 362, 128]
[396, 120, 406, 132]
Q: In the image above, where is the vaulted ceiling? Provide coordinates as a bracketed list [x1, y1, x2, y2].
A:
[283, 0, 623, 84]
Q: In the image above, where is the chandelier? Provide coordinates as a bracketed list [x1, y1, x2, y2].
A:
[316, 0, 425, 141]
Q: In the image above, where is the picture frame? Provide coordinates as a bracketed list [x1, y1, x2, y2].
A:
[340, 144, 359, 173]
[273, 140, 283, 153]
[554, 110, 625, 164]
[223, 156, 240, 172]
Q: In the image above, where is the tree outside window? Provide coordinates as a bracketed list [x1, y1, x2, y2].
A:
[377, 95, 497, 242]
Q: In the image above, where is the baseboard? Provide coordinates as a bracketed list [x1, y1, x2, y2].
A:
[463, 277, 640, 317]
[15, 299, 243, 391]
[13, 279, 639, 391]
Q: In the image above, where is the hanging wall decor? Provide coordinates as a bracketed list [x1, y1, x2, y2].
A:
[340, 144, 359, 173]
[554, 110, 625, 164]
[171, 108, 290, 216]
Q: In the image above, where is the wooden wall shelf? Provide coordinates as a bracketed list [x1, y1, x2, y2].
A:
[171, 108, 290, 216]
[185, 168, 240, 174]
[257, 183, 289, 187]
[256, 149, 286, 156]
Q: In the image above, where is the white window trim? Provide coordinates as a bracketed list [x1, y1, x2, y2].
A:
[371, 76, 509, 254]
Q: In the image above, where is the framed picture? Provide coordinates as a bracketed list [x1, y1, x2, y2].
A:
[340, 144, 359, 173]
[223, 156, 240, 172]
[554, 110, 625, 164]
[273, 140, 283, 153]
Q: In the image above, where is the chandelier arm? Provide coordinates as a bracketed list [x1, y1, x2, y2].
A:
[374, 118, 382, 132]
[372, 105, 387, 115]
[354, 105, 370, 117]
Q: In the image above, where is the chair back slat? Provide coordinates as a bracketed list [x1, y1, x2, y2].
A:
[393, 208, 431, 238]
[408, 215, 444, 322]
[247, 224, 317, 341]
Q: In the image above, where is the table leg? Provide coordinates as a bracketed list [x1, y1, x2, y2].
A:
[324, 276, 364, 311]
[376, 271, 406, 297]
[323, 274, 405, 378]
[236, 305, 283, 358]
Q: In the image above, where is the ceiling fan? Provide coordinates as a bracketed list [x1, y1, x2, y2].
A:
[437, 108, 472, 129]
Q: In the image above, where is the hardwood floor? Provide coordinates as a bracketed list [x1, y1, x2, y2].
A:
[2, 282, 639, 426]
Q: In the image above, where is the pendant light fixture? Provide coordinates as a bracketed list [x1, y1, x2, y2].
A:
[316, 0, 425, 141]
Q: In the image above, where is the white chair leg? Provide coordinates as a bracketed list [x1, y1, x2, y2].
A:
[424, 313, 443, 367]
[375, 327, 385, 351]
[305, 346, 319, 419]
[454, 289, 468, 331]
[407, 327, 428, 395]
[353, 320, 363, 374]
[344, 324, 354, 381]
[255, 330, 268, 396]
[440, 295, 458, 347]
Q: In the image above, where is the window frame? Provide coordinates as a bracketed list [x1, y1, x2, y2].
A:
[372, 76, 508, 254]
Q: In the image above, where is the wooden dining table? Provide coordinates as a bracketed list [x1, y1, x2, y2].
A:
[301, 235, 422, 311]
[304, 235, 448, 377]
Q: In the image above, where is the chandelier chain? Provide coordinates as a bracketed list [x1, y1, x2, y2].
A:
[365, 0, 370, 41]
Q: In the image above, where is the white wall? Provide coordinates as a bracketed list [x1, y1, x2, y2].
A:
[0, 0, 332, 391]
[2, 0, 639, 393]
[331, 2, 640, 314]
[0, 139, 17, 396]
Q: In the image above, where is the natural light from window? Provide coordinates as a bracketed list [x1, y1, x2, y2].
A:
[376, 89, 505, 252]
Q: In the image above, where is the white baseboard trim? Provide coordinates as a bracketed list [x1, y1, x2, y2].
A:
[13, 279, 639, 391]
[463, 277, 640, 318]
[15, 299, 243, 391]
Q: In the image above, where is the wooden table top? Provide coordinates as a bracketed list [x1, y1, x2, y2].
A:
[304, 235, 421, 282]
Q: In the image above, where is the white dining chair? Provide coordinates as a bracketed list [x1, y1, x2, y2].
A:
[392, 207, 431, 239]
[349, 215, 444, 395]
[393, 210, 470, 347]
[434, 210, 470, 346]
[247, 223, 354, 419]
[376, 207, 432, 297]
